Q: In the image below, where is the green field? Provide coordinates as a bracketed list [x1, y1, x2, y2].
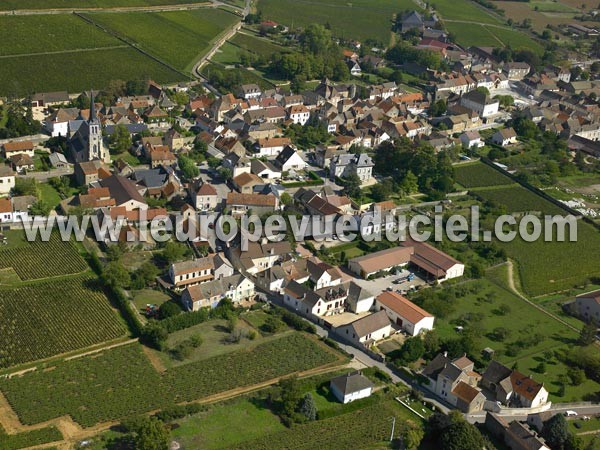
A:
[86, 9, 239, 71]
[171, 398, 287, 449]
[0, 276, 126, 368]
[454, 161, 515, 189]
[230, 32, 286, 57]
[0, 47, 182, 97]
[0, 0, 209, 9]
[446, 22, 544, 53]
[0, 15, 119, 56]
[0, 424, 63, 450]
[432, 0, 501, 23]
[433, 267, 600, 401]
[258, 0, 416, 43]
[0, 232, 87, 281]
[212, 41, 244, 65]
[475, 185, 567, 215]
[0, 333, 339, 427]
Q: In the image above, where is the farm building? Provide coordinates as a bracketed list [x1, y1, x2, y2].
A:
[573, 290, 600, 324]
[330, 372, 373, 404]
[181, 274, 255, 311]
[348, 239, 464, 282]
[375, 291, 434, 336]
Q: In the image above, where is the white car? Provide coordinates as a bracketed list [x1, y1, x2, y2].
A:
[565, 410, 578, 417]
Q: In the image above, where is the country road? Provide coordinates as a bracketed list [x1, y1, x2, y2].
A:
[192, 0, 250, 80]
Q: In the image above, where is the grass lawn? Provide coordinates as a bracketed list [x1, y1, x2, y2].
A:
[0, 229, 29, 250]
[152, 317, 293, 368]
[131, 289, 172, 312]
[121, 250, 155, 271]
[445, 23, 501, 47]
[111, 151, 145, 166]
[212, 41, 243, 66]
[240, 310, 271, 330]
[230, 32, 286, 57]
[171, 398, 287, 450]
[568, 416, 600, 434]
[37, 183, 63, 210]
[86, 9, 239, 71]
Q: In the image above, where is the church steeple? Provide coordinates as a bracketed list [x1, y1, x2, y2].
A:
[89, 90, 97, 122]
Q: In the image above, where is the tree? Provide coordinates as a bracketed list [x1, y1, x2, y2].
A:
[370, 179, 393, 202]
[30, 200, 51, 216]
[542, 413, 570, 449]
[402, 426, 424, 450]
[429, 99, 447, 117]
[342, 173, 362, 198]
[397, 336, 426, 364]
[161, 241, 188, 264]
[13, 178, 38, 197]
[300, 24, 332, 55]
[132, 262, 159, 288]
[109, 124, 131, 154]
[299, 393, 317, 421]
[278, 376, 302, 419]
[280, 192, 293, 206]
[568, 367, 586, 386]
[140, 323, 168, 350]
[134, 417, 169, 450]
[159, 301, 181, 320]
[579, 321, 597, 346]
[103, 261, 131, 288]
[439, 417, 486, 450]
[178, 154, 199, 180]
[261, 315, 285, 334]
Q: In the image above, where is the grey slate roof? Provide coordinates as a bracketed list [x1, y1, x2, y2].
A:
[330, 372, 373, 395]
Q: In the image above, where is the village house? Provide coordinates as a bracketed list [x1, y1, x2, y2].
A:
[336, 310, 392, 347]
[460, 130, 484, 148]
[460, 90, 500, 118]
[0, 166, 16, 196]
[250, 159, 281, 181]
[2, 141, 35, 159]
[375, 291, 435, 336]
[422, 352, 485, 413]
[232, 172, 264, 194]
[502, 62, 531, 80]
[485, 414, 550, 450]
[274, 146, 306, 172]
[253, 137, 292, 157]
[226, 192, 278, 216]
[99, 175, 147, 211]
[307, 257, 343, 290]
[492, 128, 518, 146]
[189, 181, 219, 211]
[481, 360, 549, 408]
[288, 105, 310, 125]
[238, 84, 262, 100]
[169, 256, 215, 288]
[181, 274, 255, 311]
[330, 372, 374, 404]
[573, 289, 600, 323]
[329, 153, 374, 183]
[9, 154, 35, 174]
[235, 240, 292, 275]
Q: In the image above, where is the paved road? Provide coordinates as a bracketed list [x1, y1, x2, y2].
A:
[17, 167, 73, 181]
[467, 404, 600, 424]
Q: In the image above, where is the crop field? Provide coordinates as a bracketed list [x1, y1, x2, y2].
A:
[0, 232, 87, 281]
[0, 46, 182, 97]
[0, 0, 209, 9]
[86, 9, 239, 71]
[0, 276, 126, 368]
[454, 161, 515, 188]
[0, 15, 119, 56]
[230, 32, 286, 57]
[258, 0, 416, 43]
[0, 333, 339, 427]
[240, 400, 410, 450]
[492, 0, 582, 29]
[504, 221, 600, 296]
[0, 424, 63, 450]
[431, 0, 501, 24]
[446, 22, 543, 53]
[474, 185, 567, 215]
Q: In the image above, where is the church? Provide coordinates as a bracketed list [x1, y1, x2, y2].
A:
[69, 93, 111, 164]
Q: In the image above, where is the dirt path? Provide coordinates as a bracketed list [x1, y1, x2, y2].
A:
[504, 260, 580, 333]
[141, 345, 167, 373]
[0, 1, 213, 15]
[0, 45, 128, 59]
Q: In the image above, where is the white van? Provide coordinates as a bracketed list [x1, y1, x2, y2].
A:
[565, 411, 578, 417]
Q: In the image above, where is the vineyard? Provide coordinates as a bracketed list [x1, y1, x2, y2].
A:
[0, 334, 340, 427]
[0, 233, 87, 281]
[0, 276, 126, 367]
[239, 400, 405, 449]
[454, 161, 514, 188]
[0, 424, 63, 450]
[474, 185, 567, 215]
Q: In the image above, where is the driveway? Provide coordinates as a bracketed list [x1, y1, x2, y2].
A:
[352, 270, 428, 297]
